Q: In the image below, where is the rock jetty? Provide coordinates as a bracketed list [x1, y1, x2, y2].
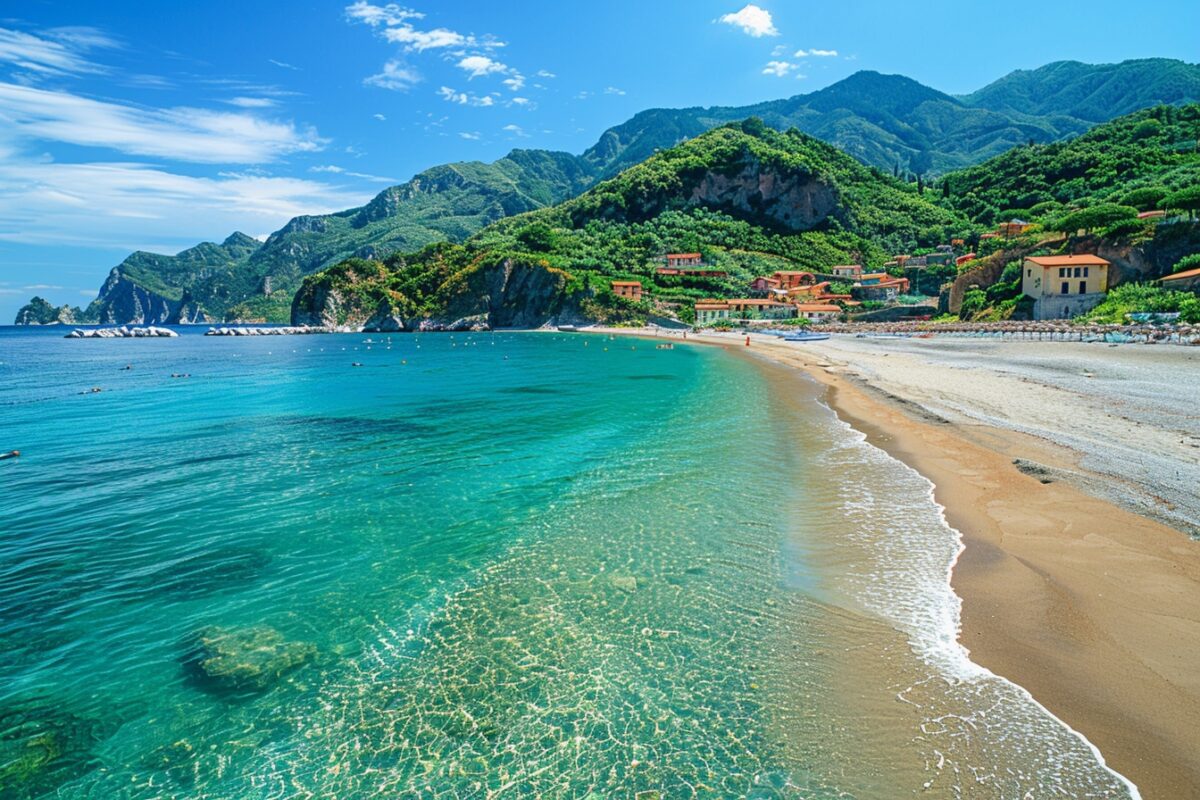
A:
[65, 326, 178, 338]
[204, 325, 330, 336]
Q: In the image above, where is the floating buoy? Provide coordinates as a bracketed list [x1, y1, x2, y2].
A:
[0, 450, 19, 461]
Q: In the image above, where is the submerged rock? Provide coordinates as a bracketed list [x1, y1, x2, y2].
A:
[184, 625, 316, 693]
[65, 326, 178, 338]
[0, 706, 102, 799]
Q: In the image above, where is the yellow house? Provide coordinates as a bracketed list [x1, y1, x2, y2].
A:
[1022, 255, 1110, 320]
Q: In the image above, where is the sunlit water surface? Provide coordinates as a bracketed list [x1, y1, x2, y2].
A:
[0, 328, 1133, 798]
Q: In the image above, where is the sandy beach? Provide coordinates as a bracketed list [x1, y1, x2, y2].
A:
[600, 327, 1200, 800]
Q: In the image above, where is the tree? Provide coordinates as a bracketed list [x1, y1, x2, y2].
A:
[516, 222, 558, 252]
[1173, 253, 1200, 274]
[958, 288, 988, 320]
[1164, 186, 1200, 219]
[1053, 204, 1138, 234]
[1121, 186, 1166, 211]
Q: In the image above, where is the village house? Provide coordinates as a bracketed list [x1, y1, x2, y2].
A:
[727, 299, 798, 319]
[611, 281, 643, 302]
[770, 271, 816, 290]
[694, 300, 730, 325]
[1021, 255, 1110, 319]
[794, 303, 841, 322]
[997, 219, 1033, 237]
[695, 298, 796, 324]
[786, 281, 831, 299]
[665, 252, 703, 268]
[749, 276, 782, 293]
[830, 264, 863, 278]
[955, 253, 977, 267]
[852, 273, 910, 302]
[1159, 266, 1200, 291]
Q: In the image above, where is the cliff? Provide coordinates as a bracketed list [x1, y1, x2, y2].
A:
[291, 255, 574, 331]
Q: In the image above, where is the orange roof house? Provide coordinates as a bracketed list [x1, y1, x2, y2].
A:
[770, 271, 816, 289]
[749, 276, 782, 292]
[1021, 255, 1110, 320]
[665, 253, 703, 267]
[1160, 267, 1200, 290]
[794, 303, 841, 320]
[611, 281, 643, 302]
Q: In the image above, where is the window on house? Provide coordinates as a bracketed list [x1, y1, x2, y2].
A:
[1079, 281, 1087, 294]
[1061, 282, 1070, 294]
[1074, 267, 1082, 277]
[1027, 269, 1032, 277]
[1084, 267, 1090, 277]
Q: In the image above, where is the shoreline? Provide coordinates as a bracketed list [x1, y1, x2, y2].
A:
[594, 326, 1200, 800]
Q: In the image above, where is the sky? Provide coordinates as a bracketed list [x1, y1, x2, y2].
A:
[1, 0, 1198, 321]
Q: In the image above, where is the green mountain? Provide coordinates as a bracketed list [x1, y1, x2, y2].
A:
[23, 59, 1200, 325]
[943, 103, 1200, 222]
[291, 120, 965, 330]
[962, 59, 1200, 123]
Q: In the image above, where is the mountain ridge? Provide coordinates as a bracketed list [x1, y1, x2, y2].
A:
[18, 58, 1200, 325]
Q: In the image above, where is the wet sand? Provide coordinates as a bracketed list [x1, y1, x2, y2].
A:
[597, 327, 1200, 799]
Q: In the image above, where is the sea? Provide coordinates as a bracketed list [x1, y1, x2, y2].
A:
[0, 326, 1137, 799]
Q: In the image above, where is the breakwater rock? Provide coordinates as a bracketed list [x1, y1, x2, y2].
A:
[65, 326, 178, 338]
[204, 325, 332, 336]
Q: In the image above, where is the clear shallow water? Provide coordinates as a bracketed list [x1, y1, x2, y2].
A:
[0, 327, 1133, 798]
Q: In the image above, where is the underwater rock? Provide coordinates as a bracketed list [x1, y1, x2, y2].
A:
[185, 625, 316, 693]
[0, 706, 101, 799]
[610, 574, 638, 593]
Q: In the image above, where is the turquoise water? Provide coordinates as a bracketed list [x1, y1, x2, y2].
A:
[0, 328, 1136, 798]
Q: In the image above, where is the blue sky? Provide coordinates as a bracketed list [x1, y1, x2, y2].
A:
[1, 0, 1198, 320]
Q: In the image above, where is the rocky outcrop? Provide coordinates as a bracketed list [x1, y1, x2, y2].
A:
[91, 271, 177, 325]
[362, 297, 406, 332]
[293, 258, 575, 331]
[687, 160, 840, 231]
[13, 296, 85, 325]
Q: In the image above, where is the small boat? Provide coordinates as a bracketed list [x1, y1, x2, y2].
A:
[781, 331, 830, 342]
[557, 325, 578, 332]
[655, 343, 674, 350]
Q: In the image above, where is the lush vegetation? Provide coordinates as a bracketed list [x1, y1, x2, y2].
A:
[293, 121, 967, 326]
[942, 104, 1200, 225]
[1079, 283, 1200, 323]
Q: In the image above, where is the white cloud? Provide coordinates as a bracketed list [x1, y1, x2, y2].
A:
[0, 159, 365, 250]
[718, 5, 778, 37]
[502, 123, 528, 138]
[794, 48, 837, 57]
[604, 86, 626, 96]
[373, 113, 386, 121]
[0, 81, 323, 163]
[363, 60, 419, 90]
[226, 97, 277, 108]
[344, 2, 423, 27]
[511, 97, 530, 106]
[762, 60, 795, 77]
[267, 58, 300, 70]
[309, 164, 395, 182]
[457, 55, 507, 79]
[459, 131, 480, 140]
[0, 26, 114, 77]
[503, 72, 525, 91]
[535, 70, 555, 79]
[346, 2, 502, 51]
[437, 85, 495, 107]
[24, 283, 63, 290]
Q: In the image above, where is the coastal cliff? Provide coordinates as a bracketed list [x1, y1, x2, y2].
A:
[13, 296, 90, 325]
[291, 255, 574, 331]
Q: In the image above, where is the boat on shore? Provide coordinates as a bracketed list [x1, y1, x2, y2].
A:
[557, 325, 579, 332]
[781, 331, 830, 342]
